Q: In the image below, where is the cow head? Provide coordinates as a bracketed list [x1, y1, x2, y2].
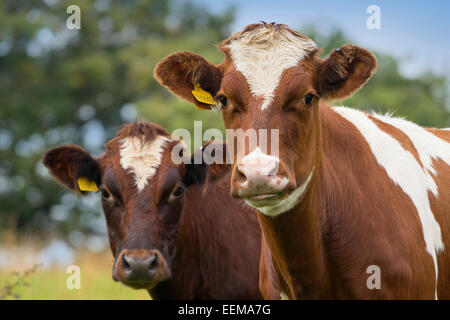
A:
[155, 22, 377, 216]
[43, 121, 224, 291]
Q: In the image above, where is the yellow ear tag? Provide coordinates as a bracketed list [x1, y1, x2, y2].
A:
[77, 177, 99, 192]
[191, 84, 216, 107]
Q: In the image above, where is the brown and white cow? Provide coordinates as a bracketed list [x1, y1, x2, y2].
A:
[154, 22, 450, 299]
[43, 121, 269, 299]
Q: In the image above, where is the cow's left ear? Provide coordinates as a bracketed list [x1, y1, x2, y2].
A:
[316, 45, 377, 101]
[184, 142, 230, 187]
[43, 145, 101, 194]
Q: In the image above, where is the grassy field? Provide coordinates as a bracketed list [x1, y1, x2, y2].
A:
[0, 241, 149, 300]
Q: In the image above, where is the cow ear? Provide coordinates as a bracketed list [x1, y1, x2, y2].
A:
[183, 142, 230, 187]
[316, 45, 377, 101]
[154, 51, 222, 110]
[43, 145, 101, 195]
[202, 141, 230, 183]
[183, 147, 207, 187]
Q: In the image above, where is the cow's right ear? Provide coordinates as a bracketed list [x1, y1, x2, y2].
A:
[184, 142, 231, 188]
[154, 51, 222, 110]
[43, 145, 101, 195]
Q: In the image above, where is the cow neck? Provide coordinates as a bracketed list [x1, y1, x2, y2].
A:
[256, 111, 332, 299]
[257, 166, 329, 298]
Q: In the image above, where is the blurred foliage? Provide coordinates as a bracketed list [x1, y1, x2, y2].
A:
[0, 1, 448, 237]
[0, 0, 231, 236]
[0, 263, 39, 300]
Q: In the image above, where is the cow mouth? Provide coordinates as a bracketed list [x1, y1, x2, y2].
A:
[247, 193, 282, 201]
[244, 193, 286, 207]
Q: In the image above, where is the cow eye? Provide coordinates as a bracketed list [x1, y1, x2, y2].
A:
[100, 187, 112, 200]
[303, 93, 315, 106]
[172, 186, 184, 197]
[217, 95, 228, 108]
[169, 184, 185, 203]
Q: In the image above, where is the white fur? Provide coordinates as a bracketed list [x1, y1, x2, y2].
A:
[240, 146, 280, 176]
[334, 107, 447, 299]
[245, 168, 314, 217]
[371, 113, 450, 177]
[226, 27, 316, 110]
[280, 291, 289, 300]
[119, 135, 169, 192]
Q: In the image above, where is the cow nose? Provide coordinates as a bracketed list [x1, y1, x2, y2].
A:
[238, 147, 279, 180]
[233, 147, 289, 197]
[114, 249, 171, 288]
[122, 252, 158, 280]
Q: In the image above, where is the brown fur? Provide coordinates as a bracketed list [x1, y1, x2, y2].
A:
[316, 45, 377, 100]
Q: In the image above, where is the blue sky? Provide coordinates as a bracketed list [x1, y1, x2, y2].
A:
[192, 0, 450, 78]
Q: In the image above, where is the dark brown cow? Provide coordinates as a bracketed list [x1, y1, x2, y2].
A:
[43, 121, 268, 299]
[154, 22, 450, 299]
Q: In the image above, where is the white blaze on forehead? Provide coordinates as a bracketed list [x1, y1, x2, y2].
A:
[119, 135, 170, 192]
[226, 27, 316, 110]
[334, 106, 447, 299]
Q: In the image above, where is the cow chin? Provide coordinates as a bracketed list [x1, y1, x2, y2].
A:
[121, 279, 162, 291]
[117, 280, 150, 290]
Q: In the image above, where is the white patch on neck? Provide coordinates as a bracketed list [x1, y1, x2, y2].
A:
[226, 27, 316, 110]
[280, 291, 289, 300]
[246, 168, 314, 217]
[119, 135, 169, 192]
[334, 106, 447, 299]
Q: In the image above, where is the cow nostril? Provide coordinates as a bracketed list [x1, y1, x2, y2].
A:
[268, 163, 279, 176]
[236, 165, 247, 181]
[122, 254, 131, 271]
[149, 253, 158, 271]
